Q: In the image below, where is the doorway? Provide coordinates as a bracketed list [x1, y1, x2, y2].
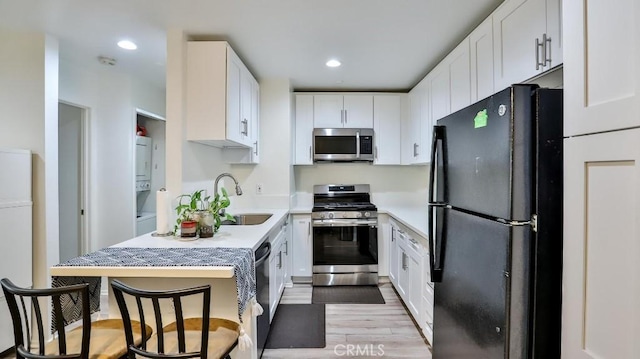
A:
[58, 102, 87, 262]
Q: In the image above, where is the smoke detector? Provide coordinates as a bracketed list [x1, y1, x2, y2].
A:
[98, 56, 117, 66]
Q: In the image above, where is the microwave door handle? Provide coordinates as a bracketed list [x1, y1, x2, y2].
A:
[356, 130, 360, 159]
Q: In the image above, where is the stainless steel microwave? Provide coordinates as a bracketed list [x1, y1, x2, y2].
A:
[313, 128, 374, 162]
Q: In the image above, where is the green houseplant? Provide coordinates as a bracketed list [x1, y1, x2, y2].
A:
[174, 189, 235, 237]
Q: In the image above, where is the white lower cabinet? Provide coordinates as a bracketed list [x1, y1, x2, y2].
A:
[422, 283, 434, 344]
[269, 220, 289, 321]
[389, 218, 432, 345]
[389, 221, 399, 285]
[291, 215, 312, 279]
[396, 246, 409, 299]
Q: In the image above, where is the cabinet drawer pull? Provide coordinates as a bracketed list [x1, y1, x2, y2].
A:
[254, 141, 258, 156]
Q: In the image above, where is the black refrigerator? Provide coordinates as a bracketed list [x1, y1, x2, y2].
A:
[427, 85, 563, 358]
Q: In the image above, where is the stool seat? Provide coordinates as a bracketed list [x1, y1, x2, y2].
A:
[41, 319, 152, 359]
[145, 318, 240, 359]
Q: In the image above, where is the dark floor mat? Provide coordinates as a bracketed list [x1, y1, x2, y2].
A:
[312, 285, 386, 304]
[265, 304, 326, 349]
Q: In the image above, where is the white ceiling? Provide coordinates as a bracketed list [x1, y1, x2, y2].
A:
[0, 0, 503, 91]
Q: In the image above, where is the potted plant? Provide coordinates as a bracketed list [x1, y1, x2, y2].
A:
[207, 187, 235, 235]
[174, 190, 204, 237]
[174, 189, 235, 238]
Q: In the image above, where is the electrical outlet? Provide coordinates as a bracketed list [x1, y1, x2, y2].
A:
[256, 183, 263, 194]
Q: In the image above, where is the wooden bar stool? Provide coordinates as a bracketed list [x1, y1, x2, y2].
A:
[110, 280, 240, 359]
[0, 278, 152, 359]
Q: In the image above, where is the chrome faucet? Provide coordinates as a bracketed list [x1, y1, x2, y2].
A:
[214, 173, 242, 215]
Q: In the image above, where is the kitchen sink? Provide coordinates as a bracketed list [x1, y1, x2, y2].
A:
[221, 213, 272, 225]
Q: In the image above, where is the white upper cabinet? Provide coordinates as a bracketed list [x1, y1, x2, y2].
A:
[469, 16, 495, 102]
[493, 0, 563, 92]
[428, 64, 450, 123]
[313, 94, 343, 128]
[405, 80, 431, 165]
[448, 38, 472, 114]
[425, 36, 470, 124]
[313, 94, 373, 128]
[223, 78, 260, 164]
[186, 41, 258, 148]
[343, 95, 374, 128]
[294, 95, 314, 165]
[373, 95, 402, 165]
[564, 0, 639, 136]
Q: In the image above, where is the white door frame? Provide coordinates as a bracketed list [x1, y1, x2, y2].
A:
[132, 108, 166, 235]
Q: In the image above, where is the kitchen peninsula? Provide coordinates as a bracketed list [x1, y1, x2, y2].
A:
[50, 209, 289, 359]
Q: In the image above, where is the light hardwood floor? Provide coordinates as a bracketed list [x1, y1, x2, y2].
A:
[262, 283, 433, 358]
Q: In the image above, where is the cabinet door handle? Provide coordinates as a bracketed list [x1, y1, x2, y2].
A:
[413, 143, 419, 157]
[241, 119, 248, 136]
[278, 251, 282, 269]
[402, 252, 407, 270]
[374, 146, 378, 160]
[254, 141, 258, 156]
[308, 221, 311, 236]
[309, 146, 312, 161]
[341, 109, 344, 124]
[543, 33, 552, 66]
[285, 241, 289, 255]
[344, 109, 347, 124]
[535, 37, 544, 70]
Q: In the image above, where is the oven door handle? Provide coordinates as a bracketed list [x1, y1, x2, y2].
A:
[312, 219, 378, 227]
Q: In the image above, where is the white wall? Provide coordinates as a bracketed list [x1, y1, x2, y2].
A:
[294, 164, 429, 207]
[59, 55, 166, 250]
[0, 29, 59, 290]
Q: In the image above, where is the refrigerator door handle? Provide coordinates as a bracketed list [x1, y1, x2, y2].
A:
[428, 125, 447, 283]
[428, 125, 447, 206]
[428, 204, 445, 282]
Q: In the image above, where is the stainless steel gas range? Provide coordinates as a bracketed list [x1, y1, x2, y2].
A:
[311, 184, 378, 286]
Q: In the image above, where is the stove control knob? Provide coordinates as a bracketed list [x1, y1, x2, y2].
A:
[320, 213, 326, 219]
[329, 213, 334, 219]
[364, 212, 370, 218]
[357, 212, 363, 218]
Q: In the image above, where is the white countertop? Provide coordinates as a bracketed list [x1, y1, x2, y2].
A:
[115, 208, 290, 252]
[51, 209, 289, 278]
[379, 205, 429, 239]
[289, 206, 312, 214]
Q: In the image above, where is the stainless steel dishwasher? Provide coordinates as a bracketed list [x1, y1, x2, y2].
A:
[254, 241, 271, 358]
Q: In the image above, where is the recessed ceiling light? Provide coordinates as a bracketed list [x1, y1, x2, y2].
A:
[117, 40, 137, 50]
[326, 59, 341, 68]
